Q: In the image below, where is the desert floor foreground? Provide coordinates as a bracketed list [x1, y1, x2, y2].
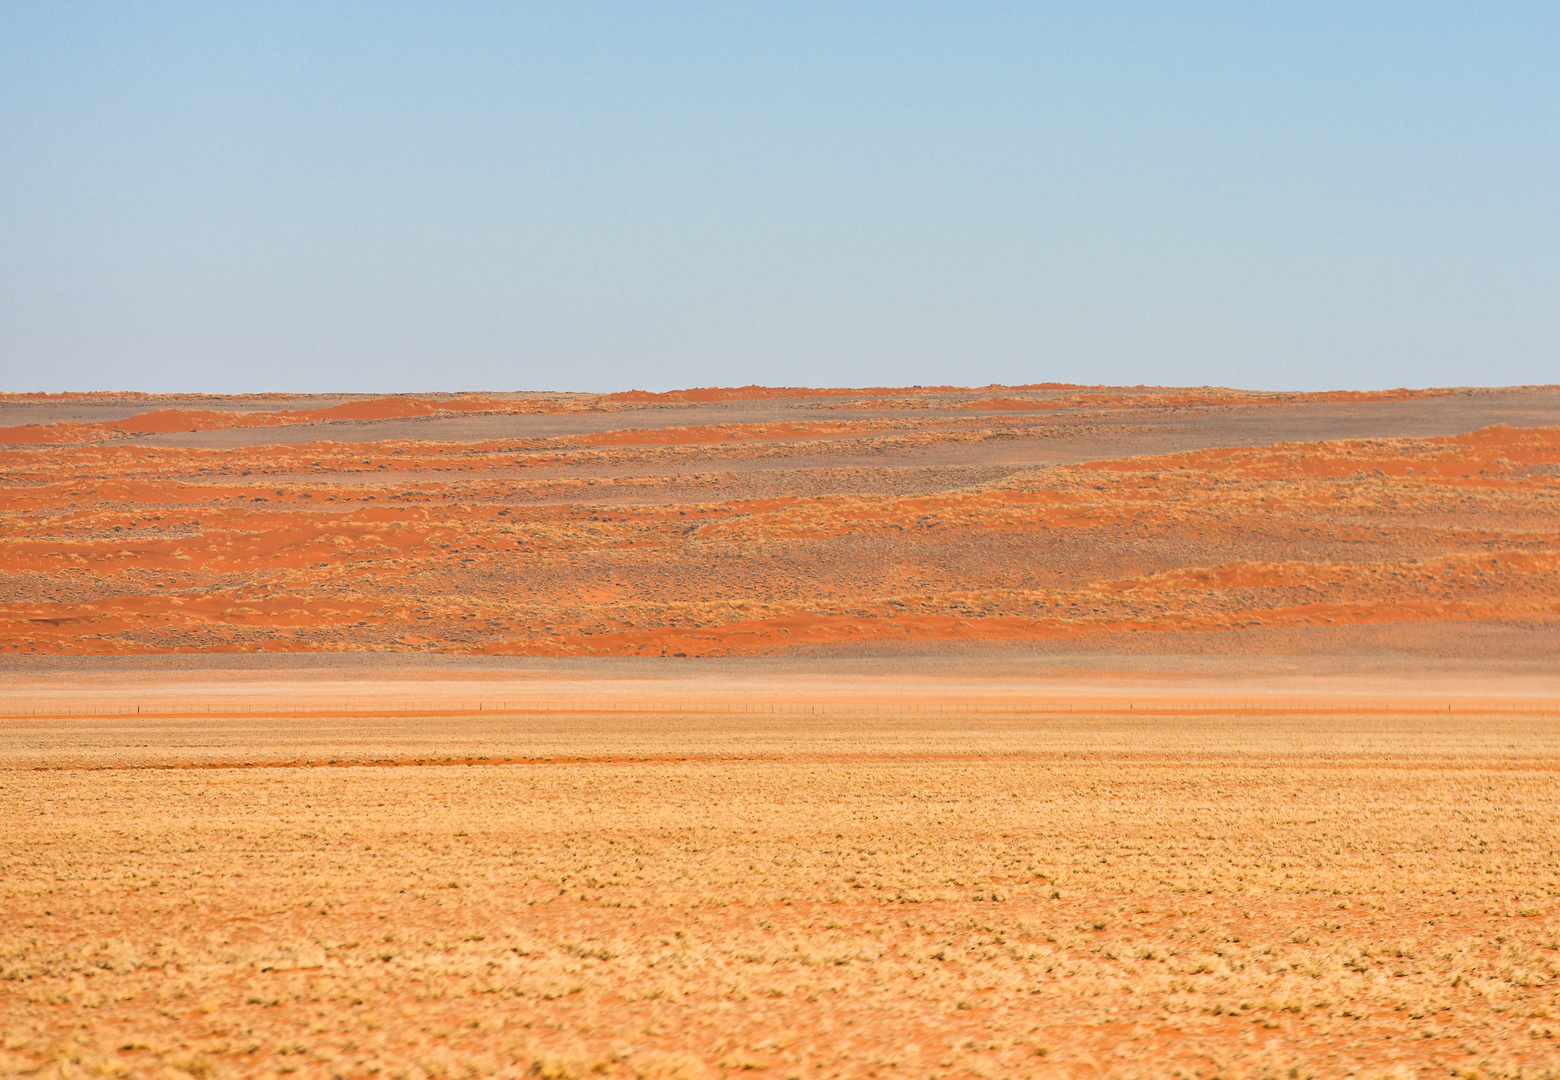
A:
[3, 653, 1560, 1080]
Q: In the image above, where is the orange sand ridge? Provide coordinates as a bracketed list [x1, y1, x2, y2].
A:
[0, 383, 1462, 444]
[0, 395, 606, 443]
[1, 382, 1556, 655]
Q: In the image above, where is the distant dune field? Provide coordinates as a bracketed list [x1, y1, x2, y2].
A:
[3, 385, 1559, 1079]
[2, 384, 1558, 657]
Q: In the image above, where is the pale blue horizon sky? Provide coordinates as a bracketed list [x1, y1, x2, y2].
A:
[1, 3, 1556, 393]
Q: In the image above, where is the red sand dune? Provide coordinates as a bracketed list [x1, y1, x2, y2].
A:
[0, 395, 560, 443]
[599, 384, 972, 403]
[0, 384, 1472, 445]
[1, 402, 1555, 656]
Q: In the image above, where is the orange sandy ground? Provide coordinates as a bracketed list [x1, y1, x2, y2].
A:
[3, 387, 1559, 1078]
[2, 400, 1557, 658]
[2, 665, 1560, 1080]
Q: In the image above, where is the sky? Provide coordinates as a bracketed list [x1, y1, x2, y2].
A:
[1, 3, 1556, 394]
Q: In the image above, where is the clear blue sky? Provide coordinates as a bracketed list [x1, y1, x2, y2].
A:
[1, 3, 1555, 393]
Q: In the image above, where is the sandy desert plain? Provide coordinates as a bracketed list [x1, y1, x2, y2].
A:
[3, 383, 1560, 1080]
